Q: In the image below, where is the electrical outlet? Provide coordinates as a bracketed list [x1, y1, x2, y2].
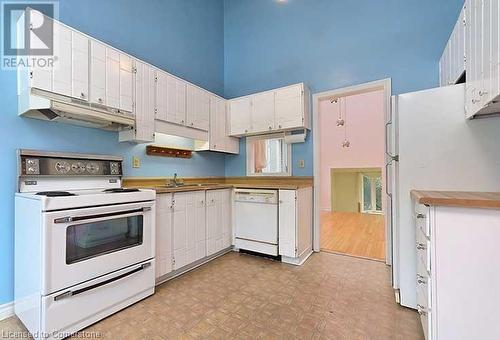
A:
[298, 159, 305, 168]
[132, 156, 141, 168]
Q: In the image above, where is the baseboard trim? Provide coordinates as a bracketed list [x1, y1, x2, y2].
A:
[0, 301, 14, 321]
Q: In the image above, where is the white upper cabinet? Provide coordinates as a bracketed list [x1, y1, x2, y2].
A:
[52, 22, 72, 97]
[187, 84, 210, 131]
[275, 84, 305, 130]
[119, 54, 133, 113]
[105, 48, 120, 110]
[460, 0, 500, 118]
[166, 74, 187, 125]
[71, 31, 89, 101]
[119, 60, 155, 143]
[229, 97, 252, 135]
[207, 96, 239, 154]
[228, 83, 310, 136]
[439, 5, 465, 87]
[252, 92, 275, 132]
[90, 40, 106, 105]
[155, 70, 168, 121]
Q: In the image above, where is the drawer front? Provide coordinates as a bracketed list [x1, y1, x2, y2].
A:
[416, 228, 431, 274]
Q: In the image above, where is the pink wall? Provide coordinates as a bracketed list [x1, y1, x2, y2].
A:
[319, 90, 385, 211]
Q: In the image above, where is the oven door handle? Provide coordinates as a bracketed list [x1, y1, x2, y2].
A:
[53, 207, 151, 224]
[53, 262, 151, 301]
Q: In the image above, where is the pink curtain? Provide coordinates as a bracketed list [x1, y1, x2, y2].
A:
[253, 140, 267, 173]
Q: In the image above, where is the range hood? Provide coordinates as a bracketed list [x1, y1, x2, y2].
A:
[18, 88, 135, 131]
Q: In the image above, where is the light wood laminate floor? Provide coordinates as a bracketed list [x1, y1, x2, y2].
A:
[321, 211, 385, 261]
[0, 252, 421, 339]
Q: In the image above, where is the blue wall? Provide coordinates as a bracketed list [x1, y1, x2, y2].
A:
[0, 0, 225, 305]
[223, 0, 464, 176]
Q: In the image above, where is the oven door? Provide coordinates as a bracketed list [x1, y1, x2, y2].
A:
[42, 201, 155, 295]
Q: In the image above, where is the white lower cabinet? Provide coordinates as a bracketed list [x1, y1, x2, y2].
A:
[155, 189, 232, 280]
[155, 194, 173, 279]
[412, 200, 500, 340]
[206, 189, 232, 256]
[278, 187, 313, 265]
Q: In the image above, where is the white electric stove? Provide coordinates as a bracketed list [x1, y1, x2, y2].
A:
[14, 149, 156, 340]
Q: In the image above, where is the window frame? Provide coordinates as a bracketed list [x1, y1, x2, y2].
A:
[360, 173, 383, 214]
[246, 133, 292, 177]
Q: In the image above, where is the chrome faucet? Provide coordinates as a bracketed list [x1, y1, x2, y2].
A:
[173, 173, 179, 185]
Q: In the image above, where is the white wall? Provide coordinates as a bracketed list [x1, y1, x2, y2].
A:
[396, 84, 500, 308]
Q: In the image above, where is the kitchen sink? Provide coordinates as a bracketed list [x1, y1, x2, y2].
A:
[157, 183, 218, 189]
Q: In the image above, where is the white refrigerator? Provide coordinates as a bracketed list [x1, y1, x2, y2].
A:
[387, 83, 500, 308]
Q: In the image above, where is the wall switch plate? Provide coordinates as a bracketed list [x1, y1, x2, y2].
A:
[132, 156, 141, 168]
[298, 159, 305, 168]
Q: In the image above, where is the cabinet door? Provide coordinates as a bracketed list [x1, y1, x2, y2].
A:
[278, 190, 297, 258]
[155, 71, 168, 121]
[90, 40, 106, 105]
[194, 191, 207, 261]
[166, 75, 186, 125]
[119, 54, 133, 113]
[275, 84, 304, 130]
[172, 192, 188, 270]
[71, 31, 89, 101]
[185, 193, 197, 264]
[206, 190, 222, 256]
[52, 22, 72, 97]
[28, 14, 52, 91]
[491, 0, 500, 102]
[229, 97, 252, 135]
[221, 189, 233, 249]
[209, 96, 223, 151]
[133, 61, 155, 142]
[105, 48, 120, 110]
[187, 85, 210, 131]
[252, 91, 275, 133]
[481, 0, 492, 106]
[156, 194, 173, 279]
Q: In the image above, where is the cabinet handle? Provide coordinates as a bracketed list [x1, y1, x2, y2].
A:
[416, 304, 427, 316]
[479, 91, 488, 97]
[80, 92, 86, 99]
[416, 213, 426, 219]
[213, 144, 217, 148]
[472, 98, 480, 104]
[181, 120, 184, 124]
[416, 274, 427, 285]
[416, 243, 426, 250]
[269, 126, 272, 130]
[278, 125, 282, 129]
[191, 122, 194, 126]
[244, 129, 248, 133]
[98, 98, 103, 103]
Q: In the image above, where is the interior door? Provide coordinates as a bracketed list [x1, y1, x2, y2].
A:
[252, 91, 275, 133]
[71, 31, 89, 101]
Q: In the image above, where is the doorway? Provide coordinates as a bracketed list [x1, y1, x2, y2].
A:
[312, 79, 392, 264]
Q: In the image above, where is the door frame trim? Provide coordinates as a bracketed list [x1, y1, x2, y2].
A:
[312, 78, 393, 265]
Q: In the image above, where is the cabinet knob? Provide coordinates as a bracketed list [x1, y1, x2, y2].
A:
[98, 98, 103, 103]
[416, 274, 427, 285]
[278, 125, 282, 129]
[472, 98, 480, 104]
[80, 92, 85, 99]
[416, 304, 427, 316]
[245, 129, 248, 133]
[479, 91, 488, 97]
[181, 120, 185, 124]
[416, 213, 426, 219]
[191, 122, 194, 126]
[416, 243, 426, 250]
[213, 144, 216, 148]
[269, 126, 272, 130]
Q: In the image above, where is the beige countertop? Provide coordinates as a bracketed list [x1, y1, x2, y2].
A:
[411, 190, 500, 209]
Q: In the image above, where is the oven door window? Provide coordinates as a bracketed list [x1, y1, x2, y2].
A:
[66, 215, 143, 264]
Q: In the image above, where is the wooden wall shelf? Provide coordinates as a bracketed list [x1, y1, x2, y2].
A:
[146, 145, 192, 158]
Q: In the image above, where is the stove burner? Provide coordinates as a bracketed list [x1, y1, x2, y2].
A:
[103, 188, 140, 193]
[36, 191, 76, 197]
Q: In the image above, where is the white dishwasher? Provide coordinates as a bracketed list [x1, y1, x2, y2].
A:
[234, 188, 279, 256]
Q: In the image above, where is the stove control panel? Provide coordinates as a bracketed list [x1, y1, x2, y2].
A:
[19, 152, 123, 177]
